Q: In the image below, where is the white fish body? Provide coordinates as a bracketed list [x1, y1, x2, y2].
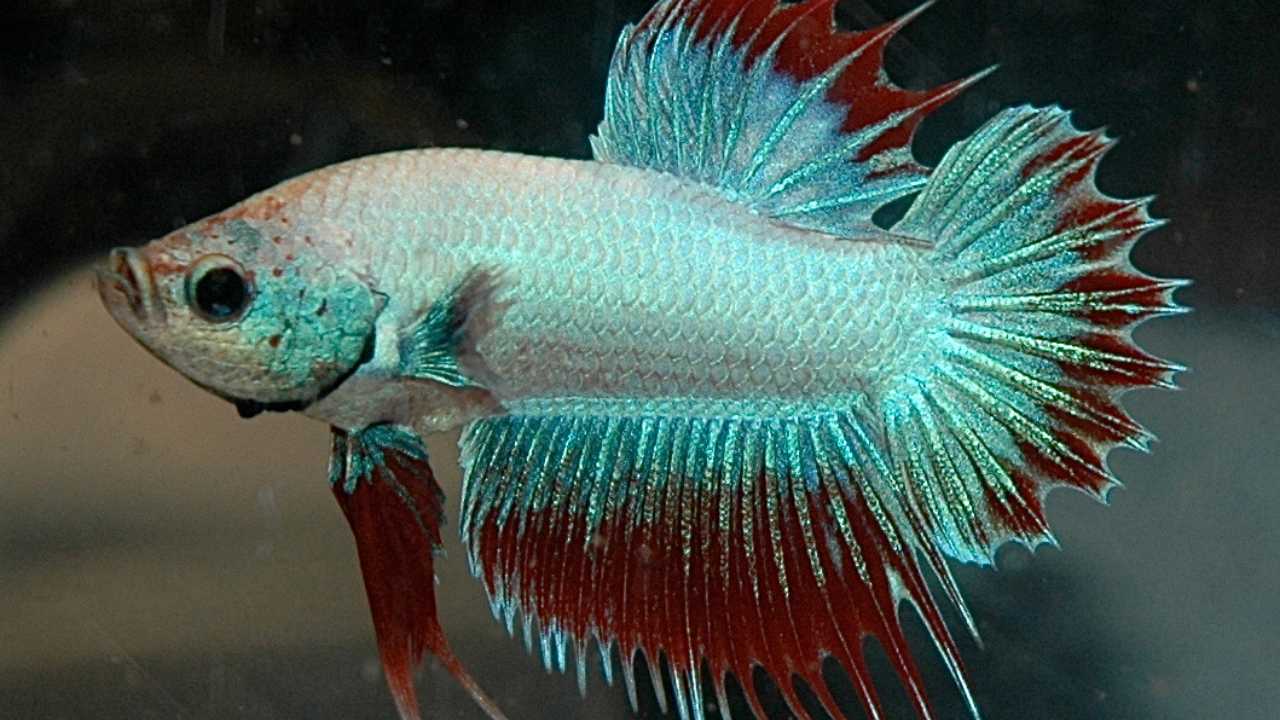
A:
[274, 149, 937, 433]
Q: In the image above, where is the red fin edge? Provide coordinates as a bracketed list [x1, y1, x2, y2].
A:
[333, 433, 507, 720]
[469, 454, 972, 720]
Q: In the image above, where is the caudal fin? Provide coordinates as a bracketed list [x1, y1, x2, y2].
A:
[885, 105, 1186, 564]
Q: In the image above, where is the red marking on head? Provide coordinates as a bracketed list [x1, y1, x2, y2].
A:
[145, 256, 188, 278]
[271, 267, 284, 278]
[217, 174, 317, 223]
[268, 335, 281, 349]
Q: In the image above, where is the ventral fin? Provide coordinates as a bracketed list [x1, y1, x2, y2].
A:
[591, 0, 990, 237]
[398, 268, 504, 388]
[458, 411, 981, 720]
[330, 425, 507, 720]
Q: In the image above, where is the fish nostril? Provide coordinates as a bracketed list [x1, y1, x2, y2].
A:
[106, 247, 156, 320]
[111, 249, 138, 293]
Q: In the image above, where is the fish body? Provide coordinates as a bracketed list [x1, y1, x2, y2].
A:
[97, 1, 1185, 719]
[235, 149, 937, 432]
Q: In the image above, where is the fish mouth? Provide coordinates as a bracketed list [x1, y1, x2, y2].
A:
[97, 247, 165, 327]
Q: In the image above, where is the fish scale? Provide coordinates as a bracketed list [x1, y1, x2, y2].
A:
[276, 148, 939, 414]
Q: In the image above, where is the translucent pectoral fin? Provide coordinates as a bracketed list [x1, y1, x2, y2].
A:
[330, 425, 507, 720]
[398, 268, 505, 389]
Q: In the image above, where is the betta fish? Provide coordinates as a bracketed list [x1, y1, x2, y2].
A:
[96, 0, 1185, 718]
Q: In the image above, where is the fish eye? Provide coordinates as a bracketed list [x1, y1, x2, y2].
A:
[186, 254, 252, 323]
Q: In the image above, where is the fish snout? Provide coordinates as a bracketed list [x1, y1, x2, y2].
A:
[98, 247, 164, 326]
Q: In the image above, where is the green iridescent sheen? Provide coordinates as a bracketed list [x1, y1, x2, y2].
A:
[237, 255, 379, 395]
[223, 219, 264, 254]
[459, 409, 900, 600]
[589, 4, 988, 237]
[397, 270, 491, 389]
[329, 424, 430, 495]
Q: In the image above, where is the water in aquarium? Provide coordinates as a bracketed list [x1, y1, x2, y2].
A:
[1, 2, 1276, 719]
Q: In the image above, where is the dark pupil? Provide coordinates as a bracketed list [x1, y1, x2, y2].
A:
[195, 268, 247, 320]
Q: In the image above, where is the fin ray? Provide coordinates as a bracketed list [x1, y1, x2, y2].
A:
[882, 105, 1185, 563]
[593, 0, 982, 238]
[330, 425, 508, 720]
[460, 410, 976, 720]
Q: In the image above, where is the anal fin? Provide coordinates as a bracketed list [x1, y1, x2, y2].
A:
[459, 411, 979, 720]
[331, 425, 507, 720]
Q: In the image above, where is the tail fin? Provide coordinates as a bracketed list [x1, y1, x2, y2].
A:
[885, 106, 1186, 564]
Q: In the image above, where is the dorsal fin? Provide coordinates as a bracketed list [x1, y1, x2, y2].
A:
[591, 0, 990, 236]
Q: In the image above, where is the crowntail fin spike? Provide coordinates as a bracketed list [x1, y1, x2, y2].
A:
[459, 410, 977, 720]
[594, 0, 982, 238]
[876, 105, 1185, 564]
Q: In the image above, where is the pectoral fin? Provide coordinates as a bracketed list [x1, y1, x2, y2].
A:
[398, 268, 504, 389]
[330, 424, 506, 720]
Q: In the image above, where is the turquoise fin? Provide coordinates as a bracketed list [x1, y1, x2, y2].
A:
[591, 0, 990, 237]
[883, 105, 1187, 563]
[397, 269, 501, 388]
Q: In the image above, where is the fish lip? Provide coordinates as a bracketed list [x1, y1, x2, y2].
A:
[97, 247, 165, 327]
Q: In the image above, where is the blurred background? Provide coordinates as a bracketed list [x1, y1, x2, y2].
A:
[1, 1, 1276, 719]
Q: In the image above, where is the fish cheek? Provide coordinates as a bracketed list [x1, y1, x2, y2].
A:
[159, 321, 278, 403]
[242, 271, 382, 401]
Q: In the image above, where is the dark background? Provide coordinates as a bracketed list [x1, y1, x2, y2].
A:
[1, 0, 1277, 316]
[1, 2, 1277, 720]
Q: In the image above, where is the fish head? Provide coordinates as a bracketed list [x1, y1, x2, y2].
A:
[97, 215, 383, 411]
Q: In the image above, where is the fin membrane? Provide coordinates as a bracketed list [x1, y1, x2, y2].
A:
[331, 425, 507, 720]
[592, 0, 989, 237]
[457, 106, 1185, 720]
[883, 105, 1186, 563]
[398, 268, 502, 388]
[459, 412, 979, 720]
